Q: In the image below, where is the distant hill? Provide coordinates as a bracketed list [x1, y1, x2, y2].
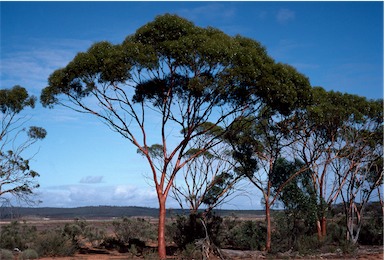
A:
[0, 206, 267, 220]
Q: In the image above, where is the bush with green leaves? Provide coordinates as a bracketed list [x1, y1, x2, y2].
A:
[358, 214, 383, 245]
[171, 213, 223, 248]
[21, 248, 39, 259]
[34, 228, 76, 257]
[0, 221, 37, 250]
[113, 217, 157, 243]
[0, 249, 14, 260]
[223, 219, 266, 250]
[84, 225, 106, 247]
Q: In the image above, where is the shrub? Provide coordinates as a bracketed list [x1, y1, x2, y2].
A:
[100, 237, 127, 253]
[180, 242, 202, 260]
[0, 221, 37, 250]
[0, 249, 14, 260]
[34, 228, 76, 257]
[63, 223, 83, 246]
[21, 248, 39, 259]
[224, 220, 266, 250]
[172, 213, 223, 248]
[84, 225, 106, 247]
[113, 217, 157, 243]
[358, 215, 383, 245]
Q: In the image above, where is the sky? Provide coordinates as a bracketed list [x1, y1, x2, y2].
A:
[0, 1, 383, 209]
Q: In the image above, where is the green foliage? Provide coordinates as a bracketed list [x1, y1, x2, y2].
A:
[271, 158, 318, 230]
[0, 221, 37, 250]
[0, 249, 14, 260]
[1, 86, 46, 205]
[21, 248, 39, 259]
[171, 213, 223, 248]
[41, 14, 311, 116]
[113, 217, 157, 243]
[0, 85, 36, 114]
[63, 221, 84, 246]
[358, 214, 384, 245]
[223, 219, 266, 250]
[83, 225, 106, 247]
[34, 228, 76, 257]
[180, 242, 202, 260]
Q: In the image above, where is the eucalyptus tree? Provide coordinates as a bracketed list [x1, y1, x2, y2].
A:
[227, 105, 311, 252]
[332, 99, 383, 243]
[0, 86, 47, 205]
[292, 87, 383, 240]
[172, 143, 242, 216]
[270, 157, 318, 248]
[40, 14, 311, 258]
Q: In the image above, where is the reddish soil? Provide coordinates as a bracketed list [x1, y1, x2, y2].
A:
[37, 246, 383, 260]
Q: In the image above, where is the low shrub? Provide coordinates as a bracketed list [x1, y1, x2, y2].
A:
[224, 220, 266, 251]
[34, 228, 76, 257]
[113, 217, 157, 243]
[84, 225, 106, 247]
[21, 248, 39, 259]
[171, 213, 223, 248]
[357, 213, 383, 245]
[0, 249, 14, 260]
[0, 221, 37, 250]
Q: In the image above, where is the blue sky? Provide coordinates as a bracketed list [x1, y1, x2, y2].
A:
[1, 1, 383, 209]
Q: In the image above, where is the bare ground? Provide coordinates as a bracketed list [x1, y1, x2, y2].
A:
[37, 245, 383, 260]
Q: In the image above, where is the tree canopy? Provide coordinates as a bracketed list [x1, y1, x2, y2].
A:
[1, 86, 47, 205]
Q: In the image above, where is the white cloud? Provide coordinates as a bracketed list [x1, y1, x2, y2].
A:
[276, 8, 295, 24]
[36, 184, 159, 208]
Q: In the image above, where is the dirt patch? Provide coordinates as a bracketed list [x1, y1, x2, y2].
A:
[37, 246, 383, 260]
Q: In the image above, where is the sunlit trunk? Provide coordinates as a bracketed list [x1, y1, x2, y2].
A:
[316, 215, 327, 241]
[158, 195, 167, 259]
[265, 203, 271, 252]
[321, 216, 327, 237]
[316, 219, 322, 240]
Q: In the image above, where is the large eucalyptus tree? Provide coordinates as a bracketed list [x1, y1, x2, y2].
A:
[41, 14, 311, 258]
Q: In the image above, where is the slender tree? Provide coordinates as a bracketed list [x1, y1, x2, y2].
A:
[172, 143, 242, 216]
[270, 157, 318, 248]
[0, 86, 47, 205]
[226, 106, 311, 252]
[293, 87, 383, 239]
[333, 99, 383, 243]
[41, 14, 311, 258]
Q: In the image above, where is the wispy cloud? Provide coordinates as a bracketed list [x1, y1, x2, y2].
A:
[0, 38, 92, 95]
[276, 8, 295, 24]
[177, 3, 236, 22]
[80, 176, 104, 184]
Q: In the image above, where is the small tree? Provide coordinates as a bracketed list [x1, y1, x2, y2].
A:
[271, 157, 318, 248]
[293, 88, 383, 240]
[333, 99, 383, 243]
[0, 86, 47, 205]
[226, 107, 312, 252]
[172, 138, 242, 216]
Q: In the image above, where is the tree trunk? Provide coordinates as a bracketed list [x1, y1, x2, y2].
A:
[316, 214, 327, 241]
[316, 219, 322, 240]
[158, 195, 167, 260]
[265, 204, 271, 252]
[321, 217, 327, 237]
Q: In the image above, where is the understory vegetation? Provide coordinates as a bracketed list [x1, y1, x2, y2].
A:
[0, 205, 382, 259]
